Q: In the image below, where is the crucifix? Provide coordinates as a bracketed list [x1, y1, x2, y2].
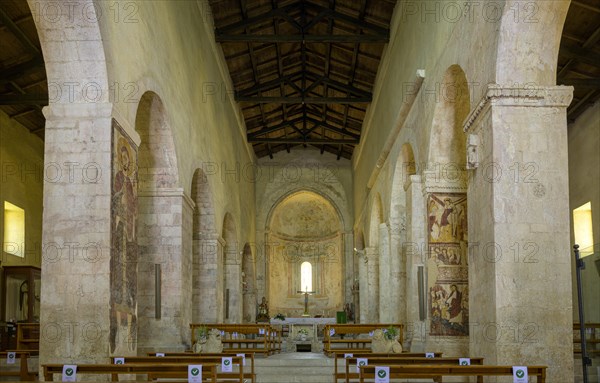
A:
[297, 286, 316, 317]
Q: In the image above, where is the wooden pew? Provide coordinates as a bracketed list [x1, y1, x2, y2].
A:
[16, 323, 39, 351]
[114, 355, 253, 383]
[331, 352, 443, 383]
[358, 365, 547, 383]
[574, 322, 600, 355]
[0, 351, 36, 381]
[147, 351, 256, 378]
[323, 324, 404, 355]
[43, 363, 220, 382]
[190, 323, 276, 355]
[341, 356, 484, 383]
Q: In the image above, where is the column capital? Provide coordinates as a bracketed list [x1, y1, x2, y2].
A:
[42, 102, 113, 120]
[464, 84, 573, 133]
[422, 170, 467, 195]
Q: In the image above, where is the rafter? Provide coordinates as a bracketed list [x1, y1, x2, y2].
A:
[0, 94, 48, 105]
[235, 95, 371, 103]
[216, 34, 389, 43]
[247, 137, 359, 144]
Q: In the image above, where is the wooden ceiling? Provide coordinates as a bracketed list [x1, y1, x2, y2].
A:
[0, 0, 47, 139]
[0, 1, 597, 148]
[208, 0, 397, 159]
[558, 0, 600, 123]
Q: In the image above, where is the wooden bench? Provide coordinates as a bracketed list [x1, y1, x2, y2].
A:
[323, 324, 404, 355]
[191, 324, 276, 355]
[147, 350, 256, 377]
[43, 363, 220, 382]
[0, 351, 36, 381]
[341, 356, 483, 383]
[574, 322, 600, 355]
[331, 352, 443, 383]
[16, 323, 39, 351]
[358, 365, 546, 383]
[115, 355, 253, 383]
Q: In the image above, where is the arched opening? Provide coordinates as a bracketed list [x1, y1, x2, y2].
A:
[134, 91, 181, 352]
[266, 190, 344, 317]
[425, 65, 470, 355]
[191, 168, 217, 322]
[241, 243, 256, 323]
[221, 213, 240, 323]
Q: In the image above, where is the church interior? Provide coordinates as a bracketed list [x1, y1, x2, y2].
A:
[0, 0, 599, 382]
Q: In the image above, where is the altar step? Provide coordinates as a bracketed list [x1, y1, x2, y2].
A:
[255, 352, 334, 383]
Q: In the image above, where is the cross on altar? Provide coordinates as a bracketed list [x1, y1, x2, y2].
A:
[297, 286, 316, 317]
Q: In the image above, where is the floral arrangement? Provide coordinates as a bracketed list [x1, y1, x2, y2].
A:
[196, 325, 209, 340]
[298, 328, 309, 335]
[382, 326, 399, 340]
[273, 313, 286, 320]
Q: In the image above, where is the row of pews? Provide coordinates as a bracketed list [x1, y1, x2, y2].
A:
[190, 323, 282, 355]
[331, 351, 546, 382]
[43, 351, 256, 382]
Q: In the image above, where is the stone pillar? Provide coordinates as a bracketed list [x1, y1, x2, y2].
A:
[343, 231, 354, 305]
[39, 103, 113, 364]
[378, 224, 392, 322]
[464, 85, 574, 382]
[194, 234, 224, 323]
[224, 253, 242, 323]
[422, 171, 468, 356]
[388, 215, 406, 325]
[404, 175, 426, 351]
[364, 247, 379, 323]
[137, 188, 193, 353]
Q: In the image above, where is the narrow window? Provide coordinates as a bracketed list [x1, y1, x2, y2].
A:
[4, 201, 25, 257]
[300, 261, 312, 292]
[573, 202, 594, 257]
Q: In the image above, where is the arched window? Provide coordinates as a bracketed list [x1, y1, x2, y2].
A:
[300, 261, 312, 292]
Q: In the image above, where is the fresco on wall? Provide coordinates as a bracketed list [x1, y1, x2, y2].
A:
[110, 119, 138, 353]
[427, 193, 468, 336]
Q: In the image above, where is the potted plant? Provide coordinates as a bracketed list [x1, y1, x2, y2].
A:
[273, 313, 286, 321]
[298, 328, 309, 341]
[382, 326, 399, 341]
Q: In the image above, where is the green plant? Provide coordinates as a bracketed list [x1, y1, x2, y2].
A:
[383, 326, 398, 340]
[196, 326, 208, 340]
[298, 328, 309, 335]
[274, 313, 286, 320]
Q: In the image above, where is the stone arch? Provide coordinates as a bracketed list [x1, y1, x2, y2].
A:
[241, 243, 257, 323]
[135, 91, 184, 352]
[428, 65, 470, 176]
[191, 168, 217, 322]
[136, 92, 179, 190]
[385, 142, 418, 325]
[265, 190, 344, 317]
[221, 212, 241, 322]
[496, 0, 571, 85]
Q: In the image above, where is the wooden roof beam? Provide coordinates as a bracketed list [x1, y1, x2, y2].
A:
[216, 34, 389, 43]
[248, 137, 359, 144]
[236, 96, 371, 103]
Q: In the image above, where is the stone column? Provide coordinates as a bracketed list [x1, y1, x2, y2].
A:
[404, 175, 426, 351]
[224, 252, 242, 323]
[343, 231, 354, 305]
[137, 188, 194, 353]
[39, 102, 113, 364]
[389, 215, 406, 325]
[193, 234, 220, 322]
[364, 247, 380, 323]
[464, 85, 574, 382]
[378, 224, 392, 322]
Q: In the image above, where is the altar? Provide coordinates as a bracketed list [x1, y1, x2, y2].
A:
[270, 317, 336, 352]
